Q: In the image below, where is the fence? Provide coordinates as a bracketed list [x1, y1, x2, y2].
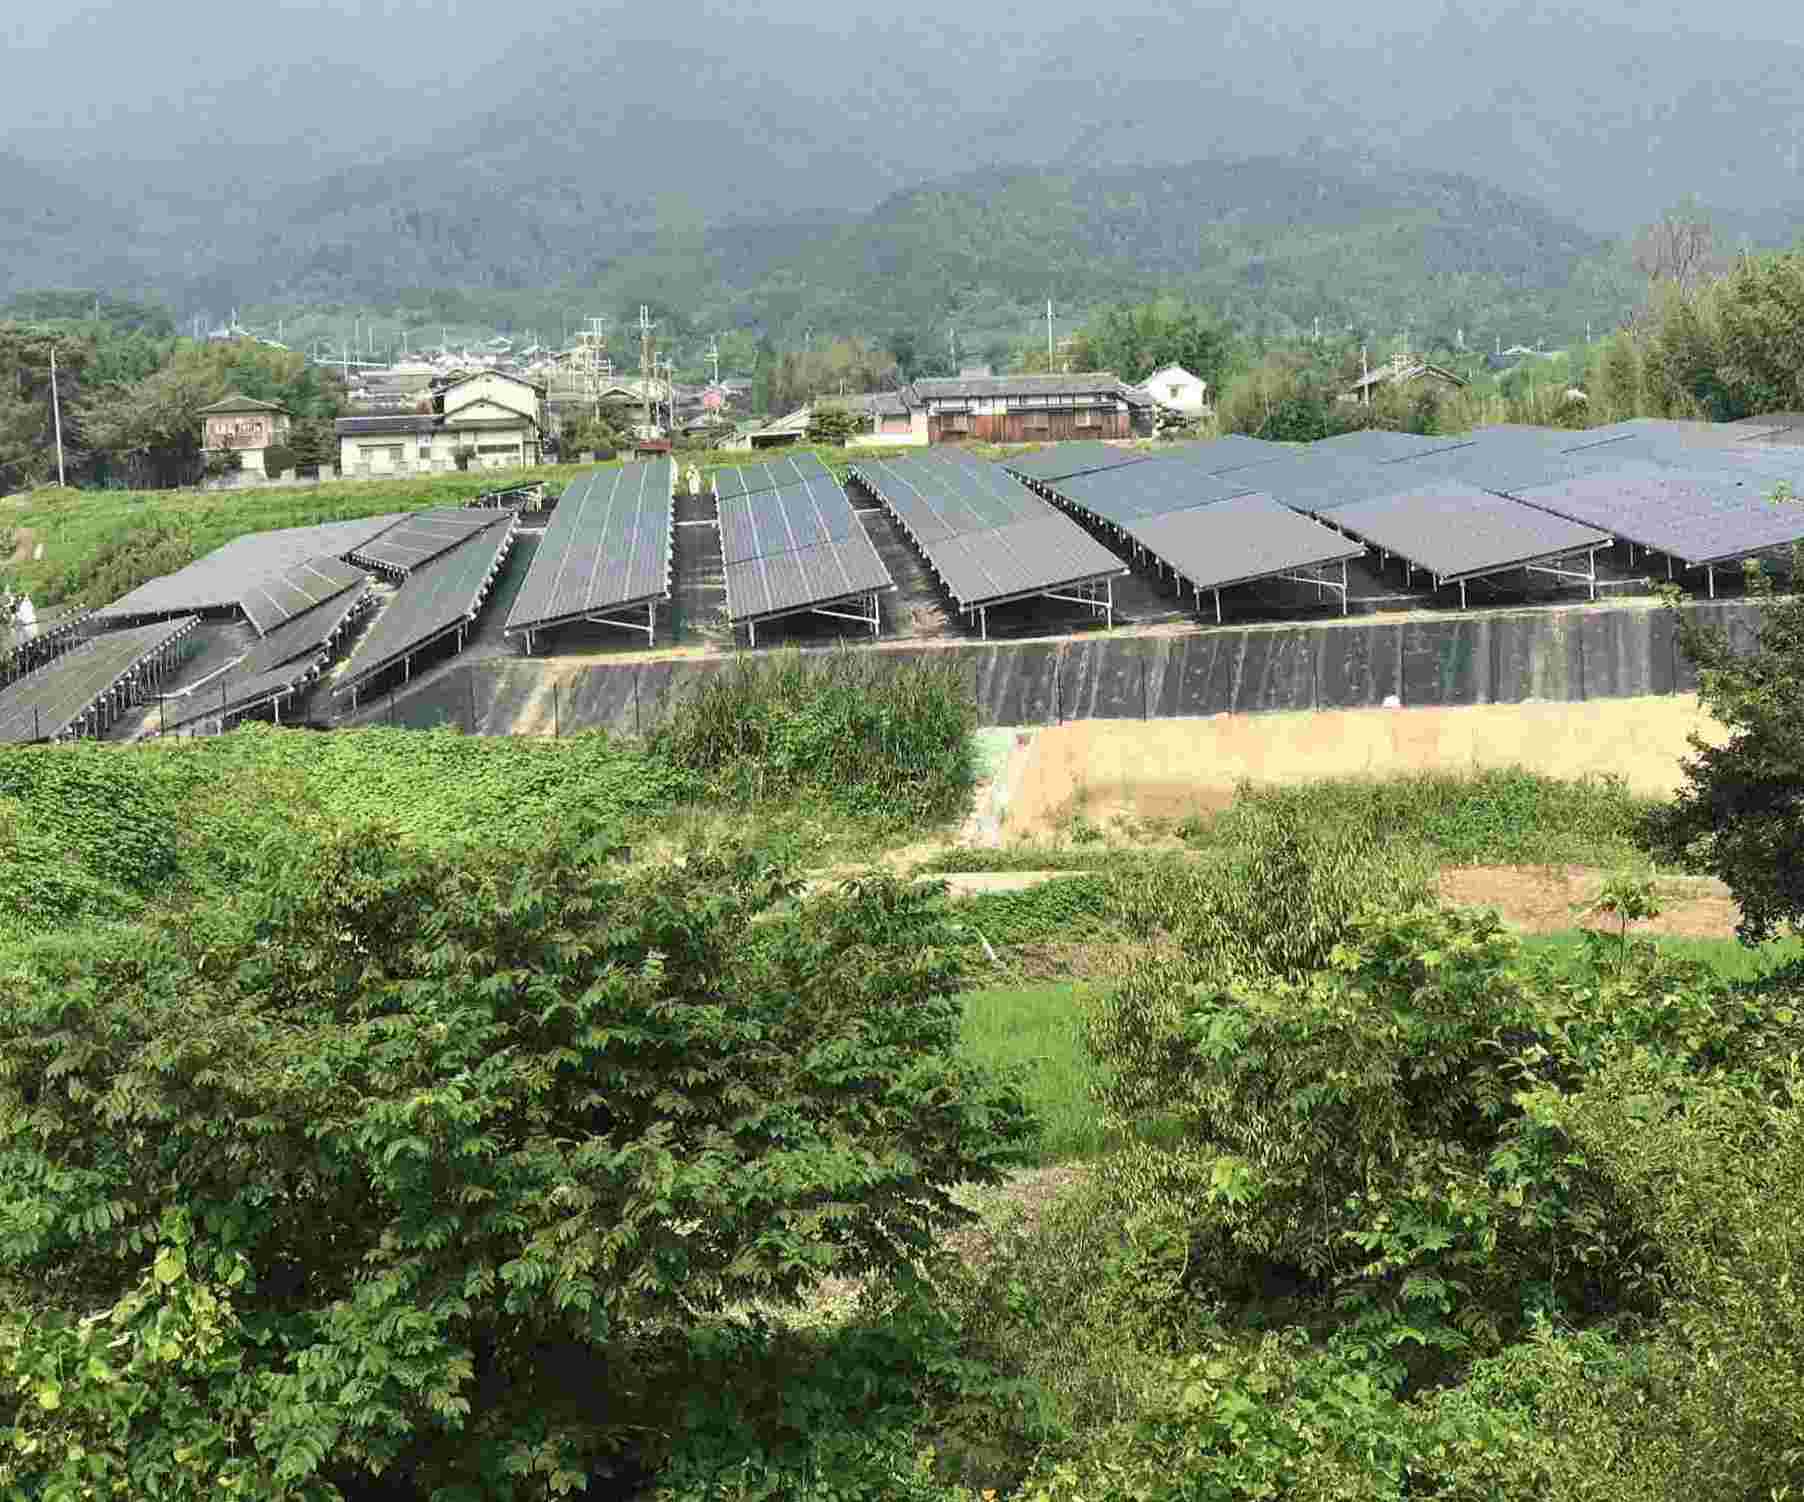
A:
[335, 599, 1767, 739]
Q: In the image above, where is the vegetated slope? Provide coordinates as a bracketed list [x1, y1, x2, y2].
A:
[224, 152, 1645, 358]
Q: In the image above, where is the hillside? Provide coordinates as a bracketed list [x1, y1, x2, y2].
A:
[214, 153, 1647, 359]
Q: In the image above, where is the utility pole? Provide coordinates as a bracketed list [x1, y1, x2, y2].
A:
[48, 345, 66, 487]
[1360, 344, 1369, 407]
[1046, 298, 1054, 366]
[638, 304, 656, 437]
[707, 335, 721, 387]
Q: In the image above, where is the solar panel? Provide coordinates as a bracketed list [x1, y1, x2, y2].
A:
[713, 451, 835, 501]
[912, 516, 1126, 610]
[1564, 435, 1804, 490]
[507, 461, 673, 634]
[339, 517, 517, 694]
[723, 531, 893, 625]
[98, 513, 406, 621]
[718, 472, 862, 565]
[232, 580, 369, 679]
[1510, 462, 1804, 566]
[1046, 458, 1258, 526]
[1381, 439, 1634, 496]
[238, 556, 368, 636]
[162, 658, 324, 732]
[1157, 434, 1298, 474]
[349, 507, 515, 575]
[1328, 485, 1611, 581]
[1121, 493, 1368, 594]
[851, 453, 1049, 542]
[1311, 430, 1476, 462]
[1249, 454, 1418, 514]
[1001, 441, 1152, 484]
[0, 616, 197, 743]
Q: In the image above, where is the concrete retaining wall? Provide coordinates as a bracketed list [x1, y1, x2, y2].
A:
[344, 599, 1767, 738]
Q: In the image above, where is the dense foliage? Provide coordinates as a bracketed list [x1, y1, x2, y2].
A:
[650, 649, 978, 828]
[0, 822, 1036, 1499]
[0, 728, 695, 936]
[1643, 574, 1804, 941]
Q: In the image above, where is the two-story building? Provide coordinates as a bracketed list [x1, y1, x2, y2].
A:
[908, 372, 1135, 444]
[335, 369, 547, 475]
[198, 394, 292, 476]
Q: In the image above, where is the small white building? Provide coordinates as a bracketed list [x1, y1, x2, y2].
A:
[1137, 364, 1210, 416]
[334, 369, 547, 475]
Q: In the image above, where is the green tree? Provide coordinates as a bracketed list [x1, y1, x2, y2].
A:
[0, 825, 1034, 1498]
[1070, 299, 1237, 388]
[1642, 580, 1804, 943]
[806, 401, 864, 444]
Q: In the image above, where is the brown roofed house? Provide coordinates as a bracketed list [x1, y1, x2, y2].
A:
[198, 394, 292, 476]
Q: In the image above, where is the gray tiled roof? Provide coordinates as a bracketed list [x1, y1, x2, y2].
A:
[911, 372, 1126, 401]
[336, 415, 435, 436]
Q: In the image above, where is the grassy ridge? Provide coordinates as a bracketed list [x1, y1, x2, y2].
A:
[5, 462, 589, 606]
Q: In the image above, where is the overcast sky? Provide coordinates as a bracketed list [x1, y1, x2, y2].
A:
[9, 0, 1804, 231]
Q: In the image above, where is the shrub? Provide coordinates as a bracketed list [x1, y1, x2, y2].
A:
[650, 648, 977, 827]
[0, 825, 1036, 1499]
[259, 441, 296, 478]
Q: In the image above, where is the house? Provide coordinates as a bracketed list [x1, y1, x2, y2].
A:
[908, 372, 1134, 444]
[335, 370, 547, 475]
[198, 394, 292, 476]
[1343, 352, 1470, 403]
[721, 391, 930, 451]
[1136, 364, 1210, 416]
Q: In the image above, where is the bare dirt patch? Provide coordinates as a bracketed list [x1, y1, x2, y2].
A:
[5, 526, 32, 565]
[1437, 864, 1741, 939]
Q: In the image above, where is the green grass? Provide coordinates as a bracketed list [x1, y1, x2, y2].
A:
[960, 981, 1109, 1162]
[1520, 929, 1804, 981]
[960, 927, 1804, 1165]
[7, 461, 589, 606]
[1179, 767, 1664, 870]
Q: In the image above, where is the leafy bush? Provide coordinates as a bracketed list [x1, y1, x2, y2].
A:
[1183, 767, 1657, 868]
[259, 441, 296, 478]
[0, 825, 1036, 1499]
[0, 746, 183, 925]
[651, 648, 977, 827]
[947, 874, 1116, 948]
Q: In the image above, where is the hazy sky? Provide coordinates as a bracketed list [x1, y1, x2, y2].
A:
[9, 0, 1804, 231]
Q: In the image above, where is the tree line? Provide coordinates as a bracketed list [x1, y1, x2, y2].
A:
[0, 294, 346, 494]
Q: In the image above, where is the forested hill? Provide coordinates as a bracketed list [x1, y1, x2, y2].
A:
[11, 148, 1652, 352]
[693, 155, 1638, 347]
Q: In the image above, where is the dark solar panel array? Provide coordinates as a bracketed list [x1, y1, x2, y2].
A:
[98, 513, 405, 620]
[163, 659, 324, 732]
[1327, 485, 1612, 581]
[507, 461, 673, 634]
[918, 517, 1128, 609]
[724, 533, 893, 624]
[340, 516, 516, 693]
[349, 507, 514, 575]
[1246, 454, 1417, 514]
[1509, 462, 1804, 565]
[852, 455, 1125, 609]
[1380, 439, 1636, 497]
[1044, 459, 1256, 525]
[713, 451, 835, 501]
[1123, 494, 1367, 594]
[718, 472, 861, 565]
[1001, 441, 1152, 484]
[1157, 433, 1298, 475]
[232, 580, 368, 679]
[0, 616, 197, 743]
[852, 453, 1050, 541]
[239, 556, 368, 635]
[1312, 429, 1477, 463]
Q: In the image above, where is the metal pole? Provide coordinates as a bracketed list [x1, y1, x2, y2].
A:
[49, 345, 66, 487]
[553, 680, 560, 738]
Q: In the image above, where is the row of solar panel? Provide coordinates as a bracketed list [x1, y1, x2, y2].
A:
[849, 452, 1126, 611]
[506, 460, 674, 635]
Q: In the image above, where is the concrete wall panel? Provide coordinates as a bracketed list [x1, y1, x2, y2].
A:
[1060, 639, 1148, 720]
[1314, 622, 1401, 709]
[1401, 619, 1488, 706]
[1494, 613, 1582, 703]
[1155, 633, 1236, 717]
[1237, 628, 1316, 712]
[1578, 609, 1666, 700]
